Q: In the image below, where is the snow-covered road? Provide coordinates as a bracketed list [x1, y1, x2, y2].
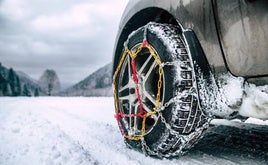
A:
[0, 97, 267, 165]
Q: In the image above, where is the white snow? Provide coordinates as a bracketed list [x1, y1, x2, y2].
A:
[239, 83, 268, 119]
[198, 71, 268, 120]
[148, 23, 181, 58]
[217, 73, 244, 110]
[215, 73, 268, 120]
[0, 97, 267, 165]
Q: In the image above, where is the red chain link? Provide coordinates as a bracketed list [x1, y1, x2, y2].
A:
[115, 41, 152, 137]
[115, 58, 146, 135]
[142, 40, 149, 47]
[131, 59, 146, 118]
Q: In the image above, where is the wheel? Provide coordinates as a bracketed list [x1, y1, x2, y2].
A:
[113, 22, 210, 158]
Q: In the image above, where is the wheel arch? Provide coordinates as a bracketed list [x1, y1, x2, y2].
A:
[113, 7, 179, 73]
[113, 0, 227, 75]
[112, 5, 228, 119]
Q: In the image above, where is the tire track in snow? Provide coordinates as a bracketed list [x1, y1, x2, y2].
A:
[188, 121, 268, 165]
[34, 102, 177, 165]
[0, 103, 99, 165]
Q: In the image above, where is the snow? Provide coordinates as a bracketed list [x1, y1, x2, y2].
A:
[217, 73, 244, 110]
[214, 72, 268, 120]
[148, 23, 180, 57]
[0, 97, 268, 165]
[197, 70, 268, 120]
[239, 83, 268, 119]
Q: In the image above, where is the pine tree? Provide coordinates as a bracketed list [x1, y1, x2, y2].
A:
[15, 76, 21, 96]
[8, 68, 15, 95]
[3, 83, 12, 96]
[22, 84, 31, 97]
[7, 68, 21, 96]
[34, 88, 39, 97]
[0, 73, 5, 96]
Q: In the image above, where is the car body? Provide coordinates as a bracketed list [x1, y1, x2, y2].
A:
[114, 0, 268, 84]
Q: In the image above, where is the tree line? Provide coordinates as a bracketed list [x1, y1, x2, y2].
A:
[0, 68, 39, 97]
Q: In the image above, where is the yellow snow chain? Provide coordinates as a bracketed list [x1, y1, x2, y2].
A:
[113, 40, 163, 141]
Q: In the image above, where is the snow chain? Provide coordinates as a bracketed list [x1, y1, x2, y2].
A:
[113, 24, 211, 157]
[113, 38, 163, 141]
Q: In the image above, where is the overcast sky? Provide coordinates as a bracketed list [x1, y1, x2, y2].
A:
[0, 0, 128, 88]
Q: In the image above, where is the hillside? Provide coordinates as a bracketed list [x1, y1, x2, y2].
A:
[61, 63, 112, 96]
[0, 63, 42, 96]
[16, 71, 44, 96]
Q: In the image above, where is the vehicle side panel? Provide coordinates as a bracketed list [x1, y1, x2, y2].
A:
[114, 0, 226, 74]
[214, 0, 268, 77]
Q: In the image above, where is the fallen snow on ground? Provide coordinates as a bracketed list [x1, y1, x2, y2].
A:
[239, 84, 268, 119]
[0, 97, 267, 165]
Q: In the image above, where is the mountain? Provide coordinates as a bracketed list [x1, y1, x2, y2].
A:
[16, 71, 44, 96]
[1, 62, 112, 97]
[0, 63, 41, 96]
[39, 69, 61, 96]
[61, 63, 113, 96]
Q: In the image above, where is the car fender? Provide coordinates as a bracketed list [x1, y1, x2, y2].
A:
[113, 0, 226, 75]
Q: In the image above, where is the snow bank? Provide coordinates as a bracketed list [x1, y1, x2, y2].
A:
[239, 84, 268, 119]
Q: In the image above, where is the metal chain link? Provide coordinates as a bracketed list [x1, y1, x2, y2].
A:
[141, 137, 160, 156]
[160, 61, 178, 67]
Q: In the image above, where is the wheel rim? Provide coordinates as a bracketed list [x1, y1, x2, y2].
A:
[117, 43, 165, 136]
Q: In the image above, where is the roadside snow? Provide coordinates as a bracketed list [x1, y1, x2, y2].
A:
[239, 84, 268, 119]
[0, 97, 267, 165]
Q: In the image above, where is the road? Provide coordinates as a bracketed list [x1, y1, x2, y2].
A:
[0, 97, 267, 165]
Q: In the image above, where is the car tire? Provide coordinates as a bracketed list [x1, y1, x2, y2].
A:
[113, 22, 210, 158]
